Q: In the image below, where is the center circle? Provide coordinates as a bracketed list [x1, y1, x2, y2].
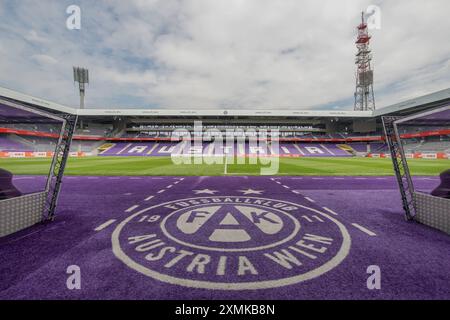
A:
[160, 202, 301, 252]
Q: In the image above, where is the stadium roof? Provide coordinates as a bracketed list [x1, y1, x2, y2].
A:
[1, 85, 450, 119]
[0, 99, 63, 124]
[372, 87, 450, 117]
[395, 105, 450, 126]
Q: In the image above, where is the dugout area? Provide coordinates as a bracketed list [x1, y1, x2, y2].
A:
[384, 105, 450, 235]
[0, 96, 76, 237]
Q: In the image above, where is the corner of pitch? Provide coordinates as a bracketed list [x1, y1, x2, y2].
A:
[112, 196, 351, 290]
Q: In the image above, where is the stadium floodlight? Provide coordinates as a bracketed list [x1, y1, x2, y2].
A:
[73, 66, 89, 109]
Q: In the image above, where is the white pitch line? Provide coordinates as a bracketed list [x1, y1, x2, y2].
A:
[283, 185, 291, 189]
[224, 154, 228, 175]
[166, 185, 173, 189]
[304, 197, 316, 203]
[94, 219, 117, 231]
[157, 189, 166, 194]
[292, 190, 301, 194]
[125, 205, 139, 213]
[322, 207, 339, 216]
[352, 223, 377, 236]
[145, 195, 154, 201]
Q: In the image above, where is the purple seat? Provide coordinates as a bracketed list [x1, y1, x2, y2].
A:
[431, 169, 450, 199]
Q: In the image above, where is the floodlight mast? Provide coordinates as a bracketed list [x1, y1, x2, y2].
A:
[73, 67, 89, 128]
[73, 66, 89, 109]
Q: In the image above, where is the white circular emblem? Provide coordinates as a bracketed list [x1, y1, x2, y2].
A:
[112, 196, 351, 290]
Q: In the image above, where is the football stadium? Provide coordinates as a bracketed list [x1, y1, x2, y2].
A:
[1, 85, 450, 301]
[0, 0, 450, 308]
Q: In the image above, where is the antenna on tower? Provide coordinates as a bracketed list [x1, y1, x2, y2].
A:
[354, 11, 375, 111]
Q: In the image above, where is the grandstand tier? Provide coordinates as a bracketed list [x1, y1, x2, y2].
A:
[1, 124, 449, 158]
[1, 86, 449, 158]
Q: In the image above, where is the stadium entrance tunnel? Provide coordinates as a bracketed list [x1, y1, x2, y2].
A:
[0, 96, 74, 237]
[384, 105, 450, 235]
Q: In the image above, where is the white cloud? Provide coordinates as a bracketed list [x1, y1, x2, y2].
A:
[31, 54, 58, 65]
[25, 30, 51, 44]
[0, 0, 448, 110]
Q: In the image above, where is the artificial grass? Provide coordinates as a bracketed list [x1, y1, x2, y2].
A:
[0, 156, 448, 176]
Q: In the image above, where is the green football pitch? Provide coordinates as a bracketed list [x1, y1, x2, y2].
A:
[0, 156, 448, 176]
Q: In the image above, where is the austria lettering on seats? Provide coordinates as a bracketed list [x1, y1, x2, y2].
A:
[170, 121, 280, 175]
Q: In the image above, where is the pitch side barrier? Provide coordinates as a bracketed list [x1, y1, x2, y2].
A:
[367, 152, 449, 159]
[383, 105, 450, 235]
[0, 97, 77, 237]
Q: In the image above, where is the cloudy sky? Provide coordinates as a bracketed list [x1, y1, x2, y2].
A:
[0, 0, 449, 110]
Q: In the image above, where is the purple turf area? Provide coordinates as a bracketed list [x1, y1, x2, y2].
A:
[1, 175, 449, 300]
